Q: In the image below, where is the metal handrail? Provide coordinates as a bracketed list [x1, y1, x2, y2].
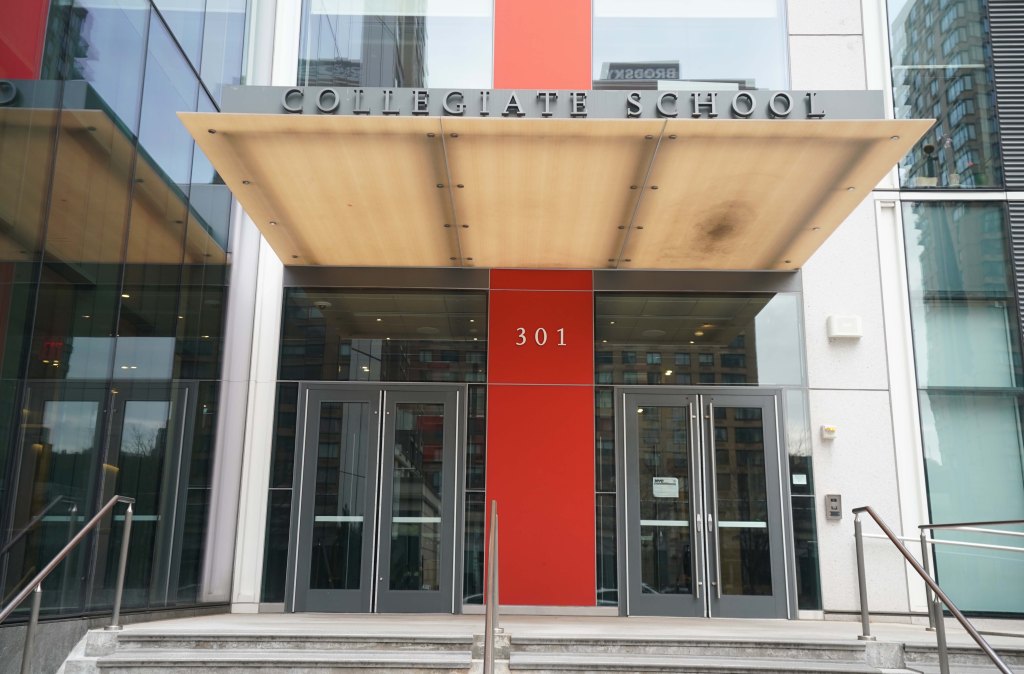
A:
[0, 495, 135, 674]
[483, 500, 500, 674]
[852, 505, 1013, 674]
[922, 518, 1024, 531]
[862, 532, 1024, 554]
[0, 495, 77, 559]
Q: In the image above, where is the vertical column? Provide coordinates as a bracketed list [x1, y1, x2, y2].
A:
[0, 0, 49, 78]
[486, 270, 595, 606]
[493, 0, 591, 89]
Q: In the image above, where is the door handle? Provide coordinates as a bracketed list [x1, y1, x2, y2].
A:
[707, 402, 722, 600]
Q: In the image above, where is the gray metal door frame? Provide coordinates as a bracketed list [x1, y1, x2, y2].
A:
[617, 386, 792, 619]
[286, 382, 465, 613]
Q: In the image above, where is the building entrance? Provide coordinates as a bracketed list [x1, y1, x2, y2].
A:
[619, 388, 790, 618]
[286, 384, 464, 613]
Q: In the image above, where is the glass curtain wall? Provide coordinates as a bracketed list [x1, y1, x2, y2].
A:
[298, 0, 493, 89]
[592, 292, 821, 610]
[592, 0, 788, 90]
[263, 289, 488, 604]
[888, 0, 1002, 189]
[902, 202, 1024, 613]
[0, 0, 245, 621]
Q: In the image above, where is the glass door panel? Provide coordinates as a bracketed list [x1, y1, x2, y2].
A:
[703, 394, 786, 617]
[291, 388, 379, 612]
[624, 395, 705, 617]
[310, 401, 371, 591]
[377, 390, 458, 612]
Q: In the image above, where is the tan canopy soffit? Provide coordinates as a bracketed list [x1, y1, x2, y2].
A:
[179, 113, 931, 270]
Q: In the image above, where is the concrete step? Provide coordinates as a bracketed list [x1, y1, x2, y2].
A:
[509, 652, 897, 673]
[512, 636, 869, 661]
[903, 643, 1024, 668]
[95, 648, 473, 673]
[115, 633, 474, 652]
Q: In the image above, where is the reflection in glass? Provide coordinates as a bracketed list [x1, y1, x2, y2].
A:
[389, 403, 444, 591]
[280, 289, 487, 383]
[310, 401, 369, 590]
[903, 201, 1024, 613]
[299, 0, 493, 89]
[637, 406, 691, 595]
[902, 202, 1021, 388]
[918, 392, 1024, 612]
[593, 0, 788, 90]
[104, 400, 173, 609]
[463, 491, 483, 603]
[712, 406, 772, 596]
[888, 0, 1001, 188]
[596, 493, 617, 605]
[595, 293, 803, 387]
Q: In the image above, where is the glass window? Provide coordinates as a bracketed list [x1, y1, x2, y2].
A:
[199, 0, 248, 103]
[596, 293, 804, 387]
[904, 201, 1024, 613]
[298, 0, 493, 88]
[279, 289, 487, 382]
[903, 202, 1021, 388]
[888, 0, 1002, 188]
[593, 0, 788, 90]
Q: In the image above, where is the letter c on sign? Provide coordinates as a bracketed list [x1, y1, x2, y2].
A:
[282, 87, 303, 113]
[0, 80, 16, 106]
[656, 92, 678, 118]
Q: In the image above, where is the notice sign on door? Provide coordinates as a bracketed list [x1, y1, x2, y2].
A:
[652, 477, 679, 498]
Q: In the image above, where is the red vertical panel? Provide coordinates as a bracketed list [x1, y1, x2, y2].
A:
[486, 269, 595, 606]
[0, 0, 50, 78]
[493, 0, 591, 90]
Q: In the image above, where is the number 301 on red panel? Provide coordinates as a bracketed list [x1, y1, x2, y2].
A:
[515, 327, 566, 346]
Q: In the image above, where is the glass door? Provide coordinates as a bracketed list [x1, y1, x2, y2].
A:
[288, 384, 461, 613]
[376, 389, 458, 612]
[621, 389, 789, 618]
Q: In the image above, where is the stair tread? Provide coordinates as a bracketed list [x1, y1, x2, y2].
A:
[510, 652, 882, 672]
[100, 649, 473, 664]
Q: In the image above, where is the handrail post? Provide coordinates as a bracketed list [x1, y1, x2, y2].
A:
[483, 500, 499, 674]
[19, 584, 41, 674]
[919, 531, 935, 631]
[854, 515, 875, 641]
[933, 597, 950, 674]
[107, 503, 133, 631]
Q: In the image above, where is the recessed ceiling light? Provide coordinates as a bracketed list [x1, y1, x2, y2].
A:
[376, 318, 382, 322]
[694, 330, 704, 337]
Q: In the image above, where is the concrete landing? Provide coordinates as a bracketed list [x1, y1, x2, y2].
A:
[59, 613, 1024, 674]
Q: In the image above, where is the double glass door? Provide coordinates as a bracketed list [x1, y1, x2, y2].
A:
[287, 384, 462, 613]
[621, 389, 789, 618]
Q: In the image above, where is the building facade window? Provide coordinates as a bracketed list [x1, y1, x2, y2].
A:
[0, 0, 242, 621]
[592, 0, 788, 90]
[888, 0, 1002, 188]
[903, 201, 1024, 612]
[298, 0, 493, 89]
